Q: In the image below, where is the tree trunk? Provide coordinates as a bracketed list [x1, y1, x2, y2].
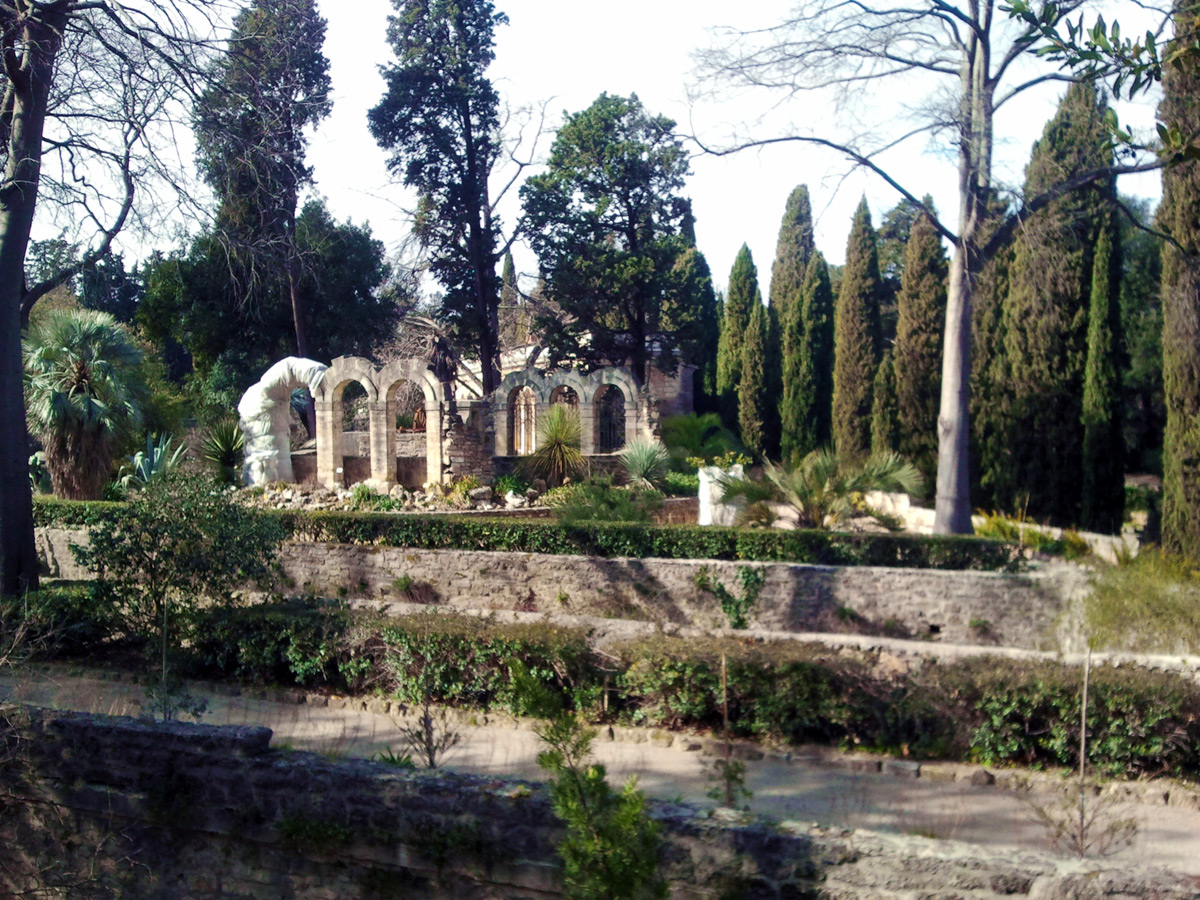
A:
[0, 16, 65, 596]
[285, 225, 316, 438]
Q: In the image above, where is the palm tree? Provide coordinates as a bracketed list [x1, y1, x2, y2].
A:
[24, 308, 150, 499]
[660, 412, 741, 469]
[720, 447, 923, 529]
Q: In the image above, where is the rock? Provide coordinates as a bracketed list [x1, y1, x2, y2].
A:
[468, 486, 493, 502]
[970, 768, 996, 786]
[389, 484, 406, 499]
[524, 488, 540, 501]
[505, 490, 527, 509]
[532, 478, 547, 493]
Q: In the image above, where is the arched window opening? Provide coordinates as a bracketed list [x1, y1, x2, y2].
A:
[550, 385, 578, 409]
[509, 386, 537, 455]
[392, 380, 426, 432]
[596, 385, 625, 453]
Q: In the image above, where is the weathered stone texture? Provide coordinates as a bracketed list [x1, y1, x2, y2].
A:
[6, 709, 1195, 900]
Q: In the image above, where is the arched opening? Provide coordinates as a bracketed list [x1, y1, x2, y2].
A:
[334, 380, 373, 486]
[388, 379, 428, 488]
[595, 385, 626, 453]
[508, 386, 537, 456]
[550, 385, 578, 409]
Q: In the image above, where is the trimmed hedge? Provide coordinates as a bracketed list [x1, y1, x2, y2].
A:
[130, 599, 1200, 779]
[34, 499, 1019, 571]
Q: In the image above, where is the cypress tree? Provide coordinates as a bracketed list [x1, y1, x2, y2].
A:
[669, 246, 721, 413]
[1000, 82, 1115, 524]
[738, 296, 769, 456]
[832, 198, 882, 462]
[1080, 214, 1125, 533]
[1158, 8, 1200, 559]
[716, 244, 758, 429]
[893, 213, 947, 480]
[781, 252, 835, 460]
[772, 185, 815, 459]
[871, 347, 900, 455]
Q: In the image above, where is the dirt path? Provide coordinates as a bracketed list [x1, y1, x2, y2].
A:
[5, 667, 1199, 877]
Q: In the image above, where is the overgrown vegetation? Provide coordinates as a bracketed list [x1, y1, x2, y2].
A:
[1085, 550, 1200, 654]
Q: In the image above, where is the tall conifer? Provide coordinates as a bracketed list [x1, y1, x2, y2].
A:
[871, 348, 900, 455]
[717, 245, 758, 428]
[1158, 7, 1200, 558]
[832, 198, 882, 462]
[893, 213, 947, 479]
[739, 297, 768, 456]
[782, 252, 835, 459]
[1000, 82, 1115, 524]
[772, 186, 815, 459]
[1080, 215, 1125, 533]
[670, 246, 721, 413]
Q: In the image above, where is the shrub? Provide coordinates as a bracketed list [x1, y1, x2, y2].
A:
[494, 473, 528, 497]
[1085, 550, 1200, 654]
[619, 439, 670, 491]
[519, 404, 587, 487]
[552, 478, 663, 525]
[117, 433, 187, 491]
[662, 471, 699, 497]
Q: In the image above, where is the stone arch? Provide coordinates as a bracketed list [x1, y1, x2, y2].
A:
[508, 386, 538, 455]
[378, 358, 443, 487]
[594, 384, 627, 453]
[315, 357, 382, 489]
[494, 368, 546, 458]
[238, 357, 329, 486]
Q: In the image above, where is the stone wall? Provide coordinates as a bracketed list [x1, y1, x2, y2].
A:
[5, 708, 1190, 900]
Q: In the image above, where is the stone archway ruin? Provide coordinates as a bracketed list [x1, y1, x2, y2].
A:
[238, 357, 329, 487]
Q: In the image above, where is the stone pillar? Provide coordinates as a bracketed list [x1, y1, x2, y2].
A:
[316, 399, 343, 489]
[424, 402, 443, 487]
[579, 399, 596, 455]
[367, 400, 393, 488]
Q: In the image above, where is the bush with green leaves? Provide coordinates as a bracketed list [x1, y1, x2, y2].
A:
[551, 478, 663, 525]
[493, 473, 529, 497]
[662, 471, 699, 497]
[660, 413, 740, 472]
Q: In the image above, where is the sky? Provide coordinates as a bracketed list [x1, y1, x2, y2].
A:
[121, 0, 1171, 300]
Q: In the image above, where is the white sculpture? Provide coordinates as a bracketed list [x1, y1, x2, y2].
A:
[237, 357, 329, 486]
[698, 464, 745, 527]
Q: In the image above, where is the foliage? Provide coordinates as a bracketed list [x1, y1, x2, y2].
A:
[659, 413, 739, 471]
[668, 244, 721, 412]
[368, 0, 508, 392]
[619, 440, 670, 491]
[1085, 551, 1200, 654]
[521, 93, 696, 384]
[831, 198, 882, 463]
[551, 478, 662, 525]
[1158, 9, 1200, 561]
[892, 212, 946, 480]
[23, 308, 149, 500]
[519, 403, 588, 488]
[781, 252, 834, 460]
[973, 513, 1091, 560]
[716, 245, 758, 428]
[869, 349, 900, 456]
[770, 185, 816, 347]
[737, 300, 769, 456]
[693, 565, 765, 629]
[28, 452, 50, 495]
[117, 433, 187, 491]
[517, 670, 667, 900]
[493, 473, 529, 497]
[201, 419, 245, 485]
[720, 448, 923, 530]
[1117, 197, 1164, 475]
[662, 471, 699, 497]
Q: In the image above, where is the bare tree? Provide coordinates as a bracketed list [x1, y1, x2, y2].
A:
[0, 1, 232, 597]
[695, 0, 1163, 532]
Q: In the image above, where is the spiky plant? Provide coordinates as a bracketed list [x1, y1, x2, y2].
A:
[118, 434, 187, 491]
[201, 419, 246, 484]
[720, 448, 923, 530]
[24, 308, 149, 499]
[619, 439, 670, 491]
[520, 403, 588, 488]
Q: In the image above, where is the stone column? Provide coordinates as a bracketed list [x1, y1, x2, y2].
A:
[424, 402, 443, 487]
[579, 399, 596, 455]
[367, 400, 393, 488]
[316, 399, 342, 489]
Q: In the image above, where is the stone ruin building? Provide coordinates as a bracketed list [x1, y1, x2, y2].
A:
[237, 355, 693, 490]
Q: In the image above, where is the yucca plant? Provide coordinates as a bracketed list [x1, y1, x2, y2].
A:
[720, 448, 923, 530]
[201, 419, 245, 485]
[619, 439, 670, 491]
[118, 434, 187, 491]
[24, 308, 149, 499]
[519, 403, 588, 488]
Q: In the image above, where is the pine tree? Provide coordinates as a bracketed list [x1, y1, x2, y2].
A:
[771, 185, 815, 460]
[832, 198, 882, 462]
[1080, 214, 1125, 533]
[738, 296, 768, 456]
[1000, 82, 1115, 524]
[781, 253, 835, 459]
[871, 347, 900, 456]
[893, 213, 947, 480]
[717, 245, 758, 429]
[669, 245, 721, 413]
[1158, 8, 1200, 559]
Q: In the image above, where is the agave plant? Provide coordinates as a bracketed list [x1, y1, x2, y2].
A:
[118, 434, 187, 491]
[24, 308, 149, 499]
[201, 419, 245, 485]
[519, 403, 588, 488]
[720, 448, 924, 530]
[619, 439, 670, 491]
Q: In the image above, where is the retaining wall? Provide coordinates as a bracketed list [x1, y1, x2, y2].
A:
[5, 708, 1191, 900]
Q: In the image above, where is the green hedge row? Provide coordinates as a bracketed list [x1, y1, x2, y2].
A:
[33, 499, 1018, 571]
[122, 599, 1200, 779]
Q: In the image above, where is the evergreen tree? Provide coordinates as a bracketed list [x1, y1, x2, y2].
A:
[832, 198, 882, 462]
[1118, 197, 1165, 473]
[1000, 81, 1115, 524]
[716, 245, 758, 428]
[876, 197, 928, 341]
[781, 252, 835, 460]
[771, 185, 815, 458]
[871, 348, 900, 455]
[738, 297, 768, 456]
[669, 246, 721, 413]
[1158, 9, 1200, 559]
[1080, 214, 1125, 533]
[893, 212, 947, 479]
